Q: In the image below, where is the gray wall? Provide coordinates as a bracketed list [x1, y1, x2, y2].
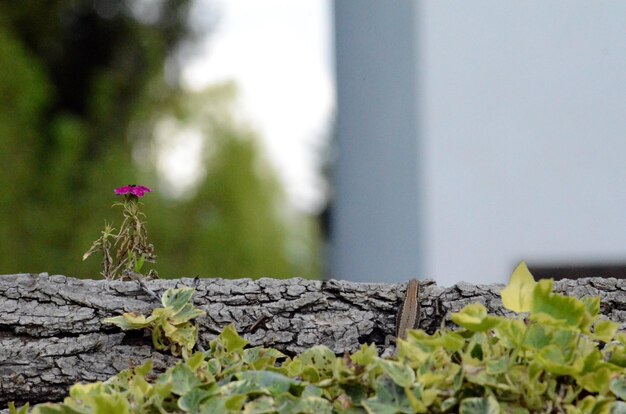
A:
[332, 0, 422, 283]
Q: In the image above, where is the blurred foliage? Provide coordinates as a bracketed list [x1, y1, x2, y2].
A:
[0, 1, 320, 279]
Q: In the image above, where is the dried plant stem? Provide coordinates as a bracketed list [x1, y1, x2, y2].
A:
[83, 197, 157, 280]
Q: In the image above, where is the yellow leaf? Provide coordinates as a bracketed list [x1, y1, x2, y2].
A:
[501, 261, 536, 313]
[451, 303, 501, 332]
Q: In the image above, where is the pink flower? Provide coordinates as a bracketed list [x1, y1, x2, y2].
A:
[114, 185, 152, 198]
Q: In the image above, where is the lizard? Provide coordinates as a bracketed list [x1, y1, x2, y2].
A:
[395, 278, 421, 341]
[122, 269, 161, 302]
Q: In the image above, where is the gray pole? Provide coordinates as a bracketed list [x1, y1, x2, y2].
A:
[331, 0, 422, 283]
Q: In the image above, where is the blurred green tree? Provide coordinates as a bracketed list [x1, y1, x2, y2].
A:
[0, 1, 320, 279]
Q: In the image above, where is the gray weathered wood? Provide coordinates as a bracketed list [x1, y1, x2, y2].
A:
[1, 273, 626, 406]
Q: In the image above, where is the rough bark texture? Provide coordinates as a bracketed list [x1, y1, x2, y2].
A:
[1, 273, 626, 407]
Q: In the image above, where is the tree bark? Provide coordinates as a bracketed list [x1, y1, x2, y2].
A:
[1, 273, 625, 406]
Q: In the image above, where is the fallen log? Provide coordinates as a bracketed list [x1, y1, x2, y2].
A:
[1, 273, 625, 406]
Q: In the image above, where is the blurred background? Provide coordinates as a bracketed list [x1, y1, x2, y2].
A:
[0, 0, 326, 280]
[2, 1, 626, 286]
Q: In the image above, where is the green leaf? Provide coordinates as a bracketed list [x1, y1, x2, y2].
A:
[161, 288, 195, 311]
[32, 404, 83, 414]
[350, 343, 378, 366]
[295, 346, 337, 378]
[152, 324, 168, 351]
[274, 393, 333, 414]
[126, 377, 150, 406]
[236, 370, 301, 394]
[470, 341, 484, 361]
[574, 396, 613, 414]
[298, 366, 320, 383]
[221, 379, 267, 397]
[523, 324, 550, 351]
[405, 329, 465, 353]
[451, 303, 501, 332]
[220, 324, 249, 353]
[608, 346, 626, 368]
[178, 387, 213, 412]
[185, 351, 206, 371]
[275, 392, 301, 414]
[199, 396, 227, 413]
[377, 360, 415, 387]
[92, 395, 129, 414]
[582, 297, 601, 320]
[610, 377, 626, 400]
[243, 347, 286, 370]
[243, 396, 276, 414]
[535, 344, 584, 376]
[441, 398, 458, 412]
[592, 320, 620, 343]
[293, 397, 334, 414]
[102, 312, 153, 330]
[151, 306, 174, 322]
[459, 395, 500, 414]
[8, 402, 30, 414]
[226, 394, 248, 411]
[582, 348, 603, 373]
[486, 356, 509, 375]
[617, 333, 626, 346]
[499, 403, 530, 414]
[362, 376, 413, 414]
[439, 331, 467, 353]
[302, 385, 323, 398]
[578, 367, 612, 394]
[165, 363, 202, 396]
[69, 382, 104, 399]
[552, 329, 576, 349]
[170, 303, 206, 324]
[463, 364, 492, 387]
[205, 358, 221, 379]
[494, 319, 527, 348]
[133, 359, 153, 378]
[163, 321, 198, 356]
[530, 279, 586, 330]
[612, 401, 626, 414]
[501, 261, 536, 313]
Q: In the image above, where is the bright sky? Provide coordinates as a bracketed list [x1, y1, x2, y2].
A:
[174, 0, 334, 213]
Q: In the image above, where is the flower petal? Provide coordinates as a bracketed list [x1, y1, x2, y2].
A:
[114, 186, 133, 195]
[130, 185, 152, 197]
[115, 185, 152, 197]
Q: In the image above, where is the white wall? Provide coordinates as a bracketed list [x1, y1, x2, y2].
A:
[420, 1, 626, 286]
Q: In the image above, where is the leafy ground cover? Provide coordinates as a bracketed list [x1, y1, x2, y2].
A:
[9, 263, 626, 413]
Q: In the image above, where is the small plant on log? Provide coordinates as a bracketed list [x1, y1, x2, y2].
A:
[83, 185, 158, 280]
[12, 263, 626, 413]
[103, 287, 206, 359]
